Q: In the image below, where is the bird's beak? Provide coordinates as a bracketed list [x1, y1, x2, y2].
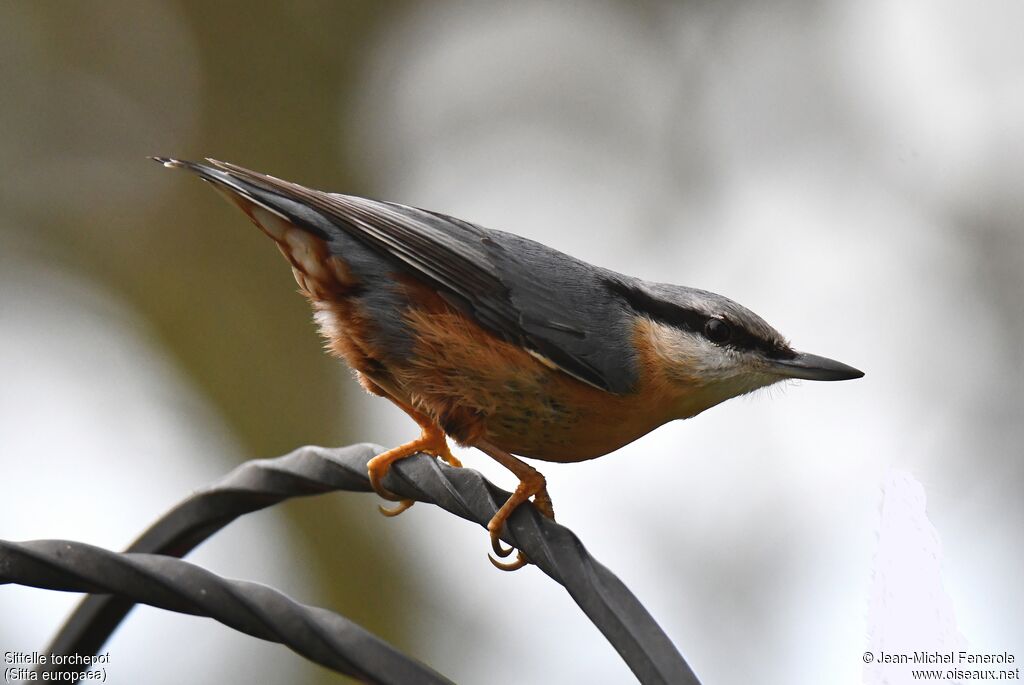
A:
[769, 351, 864, 381]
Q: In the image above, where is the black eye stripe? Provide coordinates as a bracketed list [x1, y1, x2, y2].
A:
[720, 322, 779, 356]
[608, 280, 705, 333]
[607, 280, 793, 358]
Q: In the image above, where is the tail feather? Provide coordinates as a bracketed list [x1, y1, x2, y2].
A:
[152, 157, 355, 298]
[150, 157, 335, 241]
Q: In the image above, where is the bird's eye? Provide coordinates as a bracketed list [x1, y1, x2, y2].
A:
[704, 318, 731, 345]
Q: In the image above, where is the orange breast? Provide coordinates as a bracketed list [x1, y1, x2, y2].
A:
[245, 200, 686, 462]
[391, 298, 683, 462]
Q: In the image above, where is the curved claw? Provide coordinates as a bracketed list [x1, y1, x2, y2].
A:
[378, 499, 414, 517]
[489, 528, 515, 558]
[368, 468, 405, 503]
[489, 550, 529, 572]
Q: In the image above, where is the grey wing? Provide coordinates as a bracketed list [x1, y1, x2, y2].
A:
[161, 158, 639, 394]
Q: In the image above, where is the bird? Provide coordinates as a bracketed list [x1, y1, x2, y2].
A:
[153, 157, 864, 571]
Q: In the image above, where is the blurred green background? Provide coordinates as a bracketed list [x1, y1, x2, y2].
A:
[2, 2, 1022, 684]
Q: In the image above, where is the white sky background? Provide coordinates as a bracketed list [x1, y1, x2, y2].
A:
[0, 2, 1021, 684]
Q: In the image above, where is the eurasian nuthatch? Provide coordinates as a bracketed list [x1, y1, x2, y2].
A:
[155, 157, 864, 571]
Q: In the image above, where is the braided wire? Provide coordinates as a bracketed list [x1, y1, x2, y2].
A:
[4, 443, 700, 684]
[0, 539, 451, 685]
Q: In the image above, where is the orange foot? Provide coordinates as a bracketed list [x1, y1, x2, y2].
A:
[477, 441, 556, 572]
[367, 424, 462, 516]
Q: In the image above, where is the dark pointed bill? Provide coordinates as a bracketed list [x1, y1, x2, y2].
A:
[770, 352, 864, 381]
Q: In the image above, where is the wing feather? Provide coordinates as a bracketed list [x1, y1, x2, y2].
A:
[157, 158, 638, 393]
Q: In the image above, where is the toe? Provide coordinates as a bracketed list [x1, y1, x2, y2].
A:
[488, 550, 529, 572]
[488, 524, 515, 558]
[379, 499, 415, 517]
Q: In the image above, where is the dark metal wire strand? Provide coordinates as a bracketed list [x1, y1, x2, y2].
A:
[0, 539, 452, 685]
[12, 443, 700, 685]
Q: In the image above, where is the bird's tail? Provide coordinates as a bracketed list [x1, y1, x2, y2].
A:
[152, 157, 356, 299]
[150, 157, 338, 241]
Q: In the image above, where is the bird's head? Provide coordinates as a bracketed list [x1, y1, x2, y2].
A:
[613, 280, 864, 419]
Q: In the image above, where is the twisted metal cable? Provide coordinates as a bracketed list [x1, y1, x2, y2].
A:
[13, 443, 701, 685]
[0, 539, 452, 685]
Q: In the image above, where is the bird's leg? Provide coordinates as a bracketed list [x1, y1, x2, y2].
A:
[366, 401, 461, 517]
[475, 441, 555, 572]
